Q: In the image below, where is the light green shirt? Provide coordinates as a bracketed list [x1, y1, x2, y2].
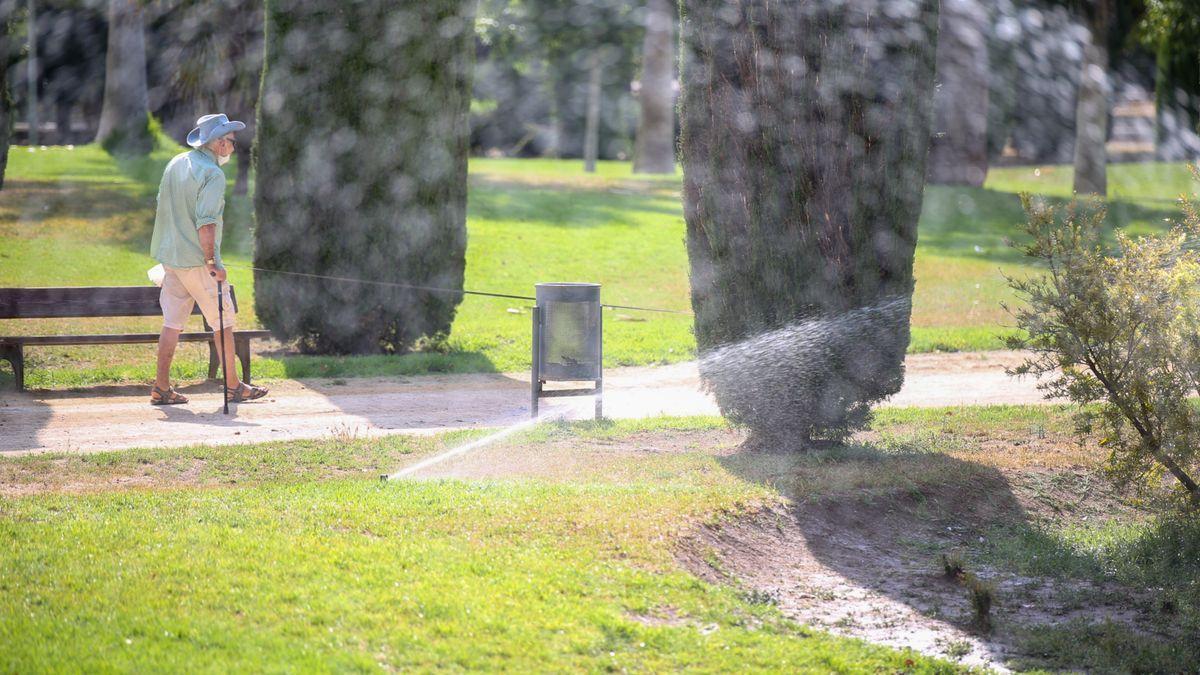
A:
[150, 148, 226, 268]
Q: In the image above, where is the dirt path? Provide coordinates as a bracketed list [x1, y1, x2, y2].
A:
[0, 351, 1052, 456]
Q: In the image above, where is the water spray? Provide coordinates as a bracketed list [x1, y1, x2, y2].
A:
[380, 408, 568, 481]
[376, 281, 608, 482]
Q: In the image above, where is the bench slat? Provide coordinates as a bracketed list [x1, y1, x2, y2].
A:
[1, 330, 272, 346]
[0, 285, 240, 319]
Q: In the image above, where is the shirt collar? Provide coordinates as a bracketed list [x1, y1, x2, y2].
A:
[194, 147, 218, 164]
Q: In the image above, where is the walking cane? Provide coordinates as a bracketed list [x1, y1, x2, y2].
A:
[215, 276, 230, 415]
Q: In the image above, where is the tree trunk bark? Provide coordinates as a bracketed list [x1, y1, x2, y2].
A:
[583, 52, 602, 173]
[0, 10, 11, 191]
[633, 0, 676, 174]
[927, 0, 990, 186]
[95, 0, 152, 155]
[681, 0, 939, 443]
[1072, 4, 1112, 197]
[55, 101, 72, 144]
[227, 0, 260, 196]
[25, 0, 36, 146]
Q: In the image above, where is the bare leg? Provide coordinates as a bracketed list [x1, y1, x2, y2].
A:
[213, 327, 242, 390]
[156, 327, 182, 390]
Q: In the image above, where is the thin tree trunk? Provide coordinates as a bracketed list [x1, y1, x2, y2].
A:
[927, 0, 989, 186]
[0, 5, 12, 190]
[25, 0, 36, 145]
[227, 0, 260, 196]
[633, 0, 675, 174]
[54, 101, 71, 144]
[96, 0, 152, 155]
[583, 51, 602, 173]
[1072, 4, 1112, 197]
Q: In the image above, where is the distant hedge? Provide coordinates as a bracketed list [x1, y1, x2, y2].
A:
[254, 1, 475, 354]
[680, 0, 939, 444]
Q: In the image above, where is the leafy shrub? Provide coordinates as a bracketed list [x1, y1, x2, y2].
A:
[961, 571, 996, 633]
[1007, 177, 1200, 509]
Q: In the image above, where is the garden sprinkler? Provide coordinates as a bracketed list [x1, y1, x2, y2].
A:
[213, 273, 230, 415]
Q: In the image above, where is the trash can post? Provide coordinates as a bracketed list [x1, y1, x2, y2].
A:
[531, 305, 542, 419]
[595, 307, 603, 420]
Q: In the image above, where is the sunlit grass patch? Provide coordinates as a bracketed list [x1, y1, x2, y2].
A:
[0, 416, 958, 672]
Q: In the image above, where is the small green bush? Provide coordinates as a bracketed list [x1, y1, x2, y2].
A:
[1007, 173, 1200, 509]
[960, 571, 996, 633]
[941, 551, 966, 579]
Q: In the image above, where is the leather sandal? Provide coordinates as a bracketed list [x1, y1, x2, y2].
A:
[231, 383, 269, 402]
[150, 386, 188, 405]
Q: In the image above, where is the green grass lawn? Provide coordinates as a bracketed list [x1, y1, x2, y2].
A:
[0, 417, 962, 672]
[3, 140, 1197, 388]
[2, 408, 1195, 670]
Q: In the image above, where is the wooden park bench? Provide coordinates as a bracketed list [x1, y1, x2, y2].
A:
[0, 286, 271, 391]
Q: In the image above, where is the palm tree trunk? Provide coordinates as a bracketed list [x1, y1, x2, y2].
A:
[633, 0, 675, 174]
[681, 0, 939, 443]
[95, 0, 152, 155]
[1072, 3, 1112, 197]
[927, 0, 990, 186]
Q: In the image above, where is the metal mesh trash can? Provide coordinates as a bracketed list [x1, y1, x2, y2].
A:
[532, 283, 602, 418]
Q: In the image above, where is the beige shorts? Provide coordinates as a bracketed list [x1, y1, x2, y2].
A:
[160, 265, 236, 331]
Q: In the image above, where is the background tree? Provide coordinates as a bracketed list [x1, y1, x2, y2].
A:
[522, 0, 641, 159]
[0, 0, 17, 190]
[1071, 0, 1116, 196]
[146, 0, 262, 193]
[37, 1, 107, 144]
[254, 0, 476, 354]
[680, 0, 940, 445]
[471, 0, 557, 156]
[1140, 0, 1200, 160]
[95, 0, 151, 154]
[927, 0, 991, 187]
[632, 0, 674, 174]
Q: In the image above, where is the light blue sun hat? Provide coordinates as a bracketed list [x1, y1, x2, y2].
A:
[186, 113, 246, 148]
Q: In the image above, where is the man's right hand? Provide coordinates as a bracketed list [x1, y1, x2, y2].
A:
[208, 264, 228, 283]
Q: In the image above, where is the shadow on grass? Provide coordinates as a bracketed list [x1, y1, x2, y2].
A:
[0, 180, 155, 230]
[276, 349, 500, 379]
[918, 186, 1181, 265]
[708, 442, 1196, 671]
[469, 177, 683, 229]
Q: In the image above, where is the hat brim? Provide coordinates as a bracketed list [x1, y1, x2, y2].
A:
[186, 120, 247, 147]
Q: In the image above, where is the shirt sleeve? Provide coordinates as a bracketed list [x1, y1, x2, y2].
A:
[195, 171, 225, 229]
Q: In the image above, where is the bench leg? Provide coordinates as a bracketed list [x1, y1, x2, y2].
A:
[235, 336, 252, 384]
[0, 343, 24, 391]
[207, 341, 220, 380]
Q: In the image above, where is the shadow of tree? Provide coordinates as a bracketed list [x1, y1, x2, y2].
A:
[692, 442, 1194, 670]
[918, 185, 1181, 266]
[468, 176, 683, 229]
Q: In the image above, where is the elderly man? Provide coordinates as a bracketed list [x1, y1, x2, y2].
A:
[149, 113, 268, 405]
